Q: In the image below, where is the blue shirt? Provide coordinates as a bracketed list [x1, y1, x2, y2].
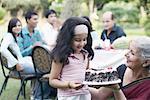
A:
[101, 24, 126, 44]
[16, 34, 24, 52]
[20, 26, 44, 56]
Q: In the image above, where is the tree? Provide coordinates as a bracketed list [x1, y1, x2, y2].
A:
[60, 0, 81, 20]
[0, 0, 45, 16]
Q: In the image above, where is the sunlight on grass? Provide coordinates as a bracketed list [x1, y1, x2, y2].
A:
[0, 68, 31, 100]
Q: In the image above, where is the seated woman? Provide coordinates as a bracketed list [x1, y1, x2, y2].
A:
[0, 18, 57, 99]
[0, 18, 35, 74]
[89, 36, 150, 100]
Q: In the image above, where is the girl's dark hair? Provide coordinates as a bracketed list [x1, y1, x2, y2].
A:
[51, 17, 94, 64]
[8, 18, 22, 42]
[82, 16, 93, 31]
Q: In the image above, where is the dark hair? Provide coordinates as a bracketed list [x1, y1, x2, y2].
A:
[25, 10, 38, 22]
[51, 17, 94, 64]
[8, 18, 22, 42]
[82, 16, 93, 31]
[45, 9, 57, 18]
[111, 13, 115, 20]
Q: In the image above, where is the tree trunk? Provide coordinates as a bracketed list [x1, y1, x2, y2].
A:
[60, 0, 81, 21]
[88, 0, 94, 16]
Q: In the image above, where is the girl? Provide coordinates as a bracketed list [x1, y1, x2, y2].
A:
[49, 17, 93, 100]
[0, 18, 35, 73]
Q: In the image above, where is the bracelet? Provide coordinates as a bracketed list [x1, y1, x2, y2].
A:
[68, 82, 71, 89]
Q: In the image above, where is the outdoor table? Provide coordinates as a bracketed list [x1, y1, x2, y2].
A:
[89, 49, 128, 69]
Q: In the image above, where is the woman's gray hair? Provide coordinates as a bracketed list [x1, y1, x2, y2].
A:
[132, 36, 150, 60]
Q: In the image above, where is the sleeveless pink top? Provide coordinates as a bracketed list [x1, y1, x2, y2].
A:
[58, 51, 90, 96]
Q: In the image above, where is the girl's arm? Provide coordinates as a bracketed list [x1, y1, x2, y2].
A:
[49, 61, 70, 89]
[49, 61, 84, 89]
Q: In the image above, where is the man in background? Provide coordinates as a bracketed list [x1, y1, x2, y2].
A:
[21, 10, 44, 56]
[41, 9, 59, 49]
[100, 11, 126, 44]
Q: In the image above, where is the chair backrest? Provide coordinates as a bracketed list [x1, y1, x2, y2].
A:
[0, 52, 8, 77]
[0, 43, 17, 78]
[0, 39, 17, 69]
[0, 53, 8, 67]
[32, 46, 52, 74]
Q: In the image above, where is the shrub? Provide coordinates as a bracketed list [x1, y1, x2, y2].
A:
[0, 7, 6, 20]
[102, 1, 139, 23]
[144, 17, 150, 36]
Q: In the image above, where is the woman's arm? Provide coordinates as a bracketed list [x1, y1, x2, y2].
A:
[113, 89, 127, 100]
[107, 84, 127, 100]
[89, 86, 113, 100]
[0, 34, 18, 68]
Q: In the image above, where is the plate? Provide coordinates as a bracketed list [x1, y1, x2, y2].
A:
[83, 79, 121, 85]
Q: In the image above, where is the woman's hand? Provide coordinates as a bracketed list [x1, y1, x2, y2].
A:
[103, 84, 120, 92]
[16, 63, 23, 71]
[68, 81, 84, 90]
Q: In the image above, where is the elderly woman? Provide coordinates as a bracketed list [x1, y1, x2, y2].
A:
[90, 36, 150, 100]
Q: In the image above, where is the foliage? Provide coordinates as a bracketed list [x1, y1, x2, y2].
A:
[49, 1, 63, 16]
[139, 0, 150, 15]
[144, 17, 150, 36]
[101, 1, 139, 23]
[60, 0, 81, 20]
[0, 7, 6, 20]
[80, 2, 89, 16]
[1, 0, 42, 16]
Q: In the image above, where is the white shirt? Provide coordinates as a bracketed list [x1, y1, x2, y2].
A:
[0, 33, 32, 68]
[41, 22, 58, 47]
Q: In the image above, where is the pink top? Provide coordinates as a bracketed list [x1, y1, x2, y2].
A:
[58, 51, 90, 96]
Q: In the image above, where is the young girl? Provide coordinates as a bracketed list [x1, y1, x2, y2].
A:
[49, 17, 93, 100]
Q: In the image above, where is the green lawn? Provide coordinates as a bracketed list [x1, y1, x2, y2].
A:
[0, 67, 31, 100]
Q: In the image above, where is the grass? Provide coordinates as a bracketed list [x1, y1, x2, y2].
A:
[0, 67, 31, 100]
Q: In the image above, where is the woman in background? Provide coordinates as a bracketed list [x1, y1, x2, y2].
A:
[0, 18, 35, 74]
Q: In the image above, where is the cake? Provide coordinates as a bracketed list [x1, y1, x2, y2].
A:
[83, 68, 121, 85]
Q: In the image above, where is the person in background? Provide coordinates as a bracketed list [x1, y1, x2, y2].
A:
[101, 11, 126, 44]
[21, 10, 56, 100]
[49, 17, 94, 100]
[82, 16, 101, 49]
[81, 17, 94, 60]
[90, 36, 150, 100]
[21, 10, 45, 57]
[41, 9, 59, 49]
[0, 18, 35, 74]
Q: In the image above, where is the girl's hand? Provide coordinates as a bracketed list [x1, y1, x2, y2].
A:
[68, 81, 84, 90]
